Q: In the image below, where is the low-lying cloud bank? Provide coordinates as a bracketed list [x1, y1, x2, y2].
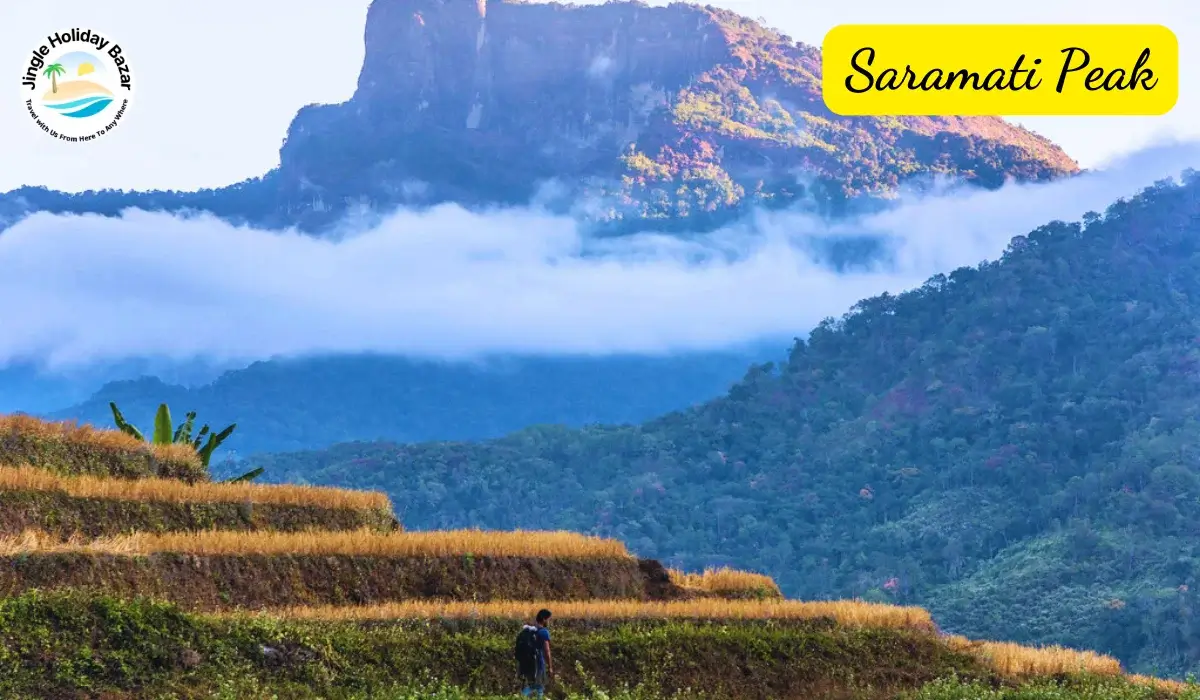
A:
[2, 139, 1199, 369]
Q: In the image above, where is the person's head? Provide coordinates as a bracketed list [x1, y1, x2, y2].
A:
[536, 609, 552, 627]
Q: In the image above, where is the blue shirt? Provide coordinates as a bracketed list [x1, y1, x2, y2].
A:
[535, 626, 551, 669]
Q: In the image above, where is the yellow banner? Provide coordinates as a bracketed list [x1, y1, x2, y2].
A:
[821, 24, 1178, 116]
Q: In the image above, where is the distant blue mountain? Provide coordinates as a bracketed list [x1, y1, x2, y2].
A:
[0, 358, 233, 415]
[53, 350, 779, 456]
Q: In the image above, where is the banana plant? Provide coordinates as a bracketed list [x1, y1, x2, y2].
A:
[153, 403, 174, 445]
[223, 466, 264, 483]
[108, 402, 260, 480]
[109, 401, 145, 442]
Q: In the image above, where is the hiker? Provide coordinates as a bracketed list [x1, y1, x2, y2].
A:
[515, 608, 553, 697]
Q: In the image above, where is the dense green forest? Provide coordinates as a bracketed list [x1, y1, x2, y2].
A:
[58, 352, 772, 454]
[255, 171, 1200, 677]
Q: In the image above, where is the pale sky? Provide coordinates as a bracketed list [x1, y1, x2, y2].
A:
[0, 0, 1196, 194]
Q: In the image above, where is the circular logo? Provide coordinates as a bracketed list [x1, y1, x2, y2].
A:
[19, 28, 135, 142]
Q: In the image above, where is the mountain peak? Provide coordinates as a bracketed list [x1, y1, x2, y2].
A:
[0, 1, 1079, 235]
[277, 0, 1077, 227]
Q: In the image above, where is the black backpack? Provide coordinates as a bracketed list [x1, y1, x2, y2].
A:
[514, 625, 540, 665]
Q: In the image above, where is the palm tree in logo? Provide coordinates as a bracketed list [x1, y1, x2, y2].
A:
[43, 63, 66, 93]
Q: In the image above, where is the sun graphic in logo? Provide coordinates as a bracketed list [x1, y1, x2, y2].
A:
[40, 50, 114, 119]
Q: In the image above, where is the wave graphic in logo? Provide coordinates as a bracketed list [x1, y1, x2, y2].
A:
[41, 79, 114, 119]
[44, 94, 113, 118]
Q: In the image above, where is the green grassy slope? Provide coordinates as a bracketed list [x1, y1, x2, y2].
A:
[4, 589, 1185, 700]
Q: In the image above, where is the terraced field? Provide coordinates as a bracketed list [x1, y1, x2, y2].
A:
[0, 464, 397, 537]
[0, 415, 1192, 699]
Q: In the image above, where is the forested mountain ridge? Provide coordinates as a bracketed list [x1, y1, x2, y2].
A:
[55, 351, 775, 455]
[254, 170, 1200, 677]
[1, 0, 1076, 235]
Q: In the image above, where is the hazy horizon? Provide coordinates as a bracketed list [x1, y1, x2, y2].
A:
[1, 0, 1197, 373]
[1, 139, 1196, 370]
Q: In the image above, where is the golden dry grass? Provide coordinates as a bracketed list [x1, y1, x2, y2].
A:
[0, 414, 203, 480]
[143, 442, 201, 465]
[0, 415, 192, 461]
[944, 635, 1122, 677]
[0, 463, 390, 511]
[0, 528, 631, 559]
[218, 597, 934, 630]
[668, 566, 782, 597]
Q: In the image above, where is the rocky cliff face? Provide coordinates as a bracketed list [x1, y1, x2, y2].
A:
[276, 0, 1078, 225]
[353, 0, 731, 123]
[0, 0, 1080, 235]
